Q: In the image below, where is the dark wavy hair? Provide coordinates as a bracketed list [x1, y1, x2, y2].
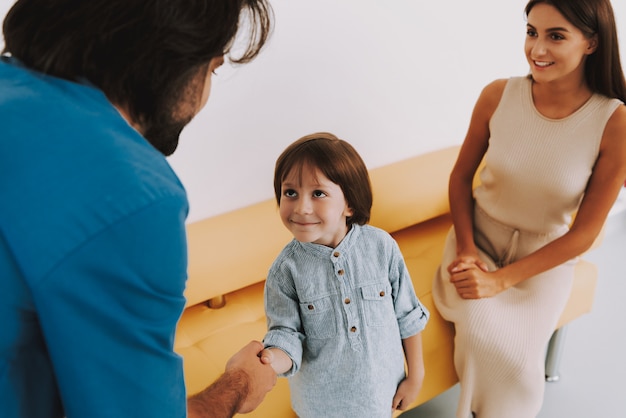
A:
[2, 0, 273, 128]
[525, 0, 626, 102]
[274, 133, 373, 226]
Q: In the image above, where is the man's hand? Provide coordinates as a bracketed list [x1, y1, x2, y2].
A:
[226, 341, 277, 413]
[187, 341, 276, 418]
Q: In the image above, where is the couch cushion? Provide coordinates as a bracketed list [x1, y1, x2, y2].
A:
[184, 200, 292, 307]
[175, 281, 296, 418]
[392, 214, 452, 297]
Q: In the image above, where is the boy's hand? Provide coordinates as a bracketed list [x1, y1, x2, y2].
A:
[392, 376, 423, 412]
[258, 347, 293, 375]
[259, 348, 274, 365]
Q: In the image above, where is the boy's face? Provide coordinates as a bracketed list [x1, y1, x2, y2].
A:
[279, 164, 353, 248]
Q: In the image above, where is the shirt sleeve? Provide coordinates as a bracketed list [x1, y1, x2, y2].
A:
[389, 238, 430, 339]
[33, 195, 188, 418]
[262, 257, 305, 377]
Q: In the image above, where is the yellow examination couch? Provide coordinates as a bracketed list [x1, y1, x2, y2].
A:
[174, 145, 598, 417]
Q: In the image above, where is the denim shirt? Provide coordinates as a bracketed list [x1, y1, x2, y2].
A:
[263, 224, 429, 418]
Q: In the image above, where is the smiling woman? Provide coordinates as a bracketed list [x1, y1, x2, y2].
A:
[524, 5, 599, 118]
[432, 0, 626, 417]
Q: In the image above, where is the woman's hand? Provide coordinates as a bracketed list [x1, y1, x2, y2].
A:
[449, 260, 505, 299]
[447, 252, 489, 276]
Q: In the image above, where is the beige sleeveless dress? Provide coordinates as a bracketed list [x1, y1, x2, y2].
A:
[433, 76, 622, 418]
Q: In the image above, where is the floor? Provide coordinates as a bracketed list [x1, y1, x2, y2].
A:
[400, 189, 626, 418]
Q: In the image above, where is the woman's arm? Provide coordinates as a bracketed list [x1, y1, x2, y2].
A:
[392, 333, 425, 411]
[451, 105, 626, 298]
[448, 79, 507, 269]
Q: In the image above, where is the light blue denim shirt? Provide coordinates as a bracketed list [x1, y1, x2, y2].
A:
[263, 224, 429, 418]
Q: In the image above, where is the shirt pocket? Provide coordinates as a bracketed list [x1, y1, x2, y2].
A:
[299, 296, 337, 339]
[360, 282, 394, 327]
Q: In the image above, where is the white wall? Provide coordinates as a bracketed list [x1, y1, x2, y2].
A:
[2, 0, 625, 222]
[169, 0, 529, 221]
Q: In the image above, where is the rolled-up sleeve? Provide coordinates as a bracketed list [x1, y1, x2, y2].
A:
[263, 261, 305, 377]
[389, 240, 430, 339]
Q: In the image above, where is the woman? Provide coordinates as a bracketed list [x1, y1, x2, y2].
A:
[433, 0, 626, 417]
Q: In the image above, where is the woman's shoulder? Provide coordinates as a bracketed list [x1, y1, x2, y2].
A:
[485, 77, 510, 90]
[610, 101, 626, 119]
[602, 103, 626, 146]
[479, 78, 513, 104]
[467, 78, 513, 123]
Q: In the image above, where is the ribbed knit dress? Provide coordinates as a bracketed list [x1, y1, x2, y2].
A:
[433, 76, 622, 418]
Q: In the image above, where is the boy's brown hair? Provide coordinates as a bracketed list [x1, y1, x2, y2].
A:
[274, 132, 373, 226]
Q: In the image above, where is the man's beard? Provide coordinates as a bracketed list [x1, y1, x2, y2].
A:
[140, 67, 205, 156]
[142, 114, 190, 156]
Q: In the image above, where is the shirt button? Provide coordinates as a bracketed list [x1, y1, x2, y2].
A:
[307, 304, 315, 310]
[333, 251, 340, 258]
[379, 291, 385, 297]
[338, 269, 344, 276]
[344, 298, 351, 304]
[350, 326, 357, 333]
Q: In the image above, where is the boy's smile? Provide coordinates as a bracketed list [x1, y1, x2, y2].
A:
[279, 164, 353, 248]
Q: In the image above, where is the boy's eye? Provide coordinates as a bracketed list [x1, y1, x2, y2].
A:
[283, 189, 297, 198]
[313, 190, 327, 198]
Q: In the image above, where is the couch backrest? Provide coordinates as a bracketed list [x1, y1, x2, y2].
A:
[368, 145, 459, 232]
[183, 145, 461, 307]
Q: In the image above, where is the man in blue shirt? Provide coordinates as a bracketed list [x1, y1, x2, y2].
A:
[0, 1, 275, 417]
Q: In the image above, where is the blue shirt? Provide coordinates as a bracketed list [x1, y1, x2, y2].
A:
[0, 57, 189, 417]
[263, 224, 429, 418]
